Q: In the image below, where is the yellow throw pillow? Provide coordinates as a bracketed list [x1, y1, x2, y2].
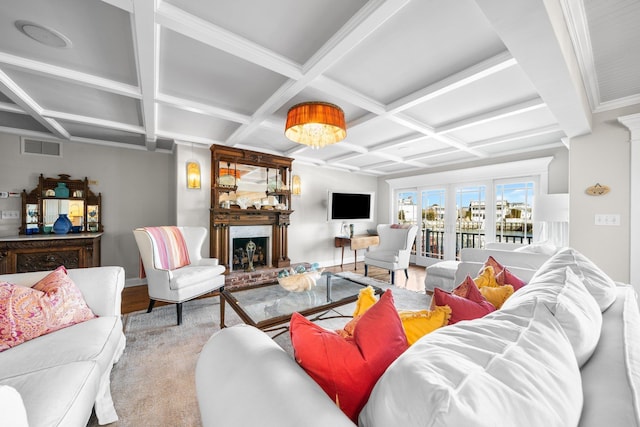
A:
[479, 284, 514, 309]
[398, 306, 452, 345]
[474, 266, 499, 288]
[353, 286, 378, 317]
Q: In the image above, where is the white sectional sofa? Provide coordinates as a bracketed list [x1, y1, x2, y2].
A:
[195, 248, 640, 426]
[0, 266, 126, 426]
[425, 242, 557, 293]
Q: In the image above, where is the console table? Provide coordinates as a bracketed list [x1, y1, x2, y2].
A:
[0, 233, 102, 274]
[334, 234, 380, 270]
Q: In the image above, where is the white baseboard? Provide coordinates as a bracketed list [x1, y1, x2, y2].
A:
[125, 277, 147, 288]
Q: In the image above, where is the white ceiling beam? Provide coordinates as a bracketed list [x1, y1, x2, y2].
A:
[224, 0, 411, 146]
[0, 101, 24, 114]
[311, 76, 387, 115]
[469, 124, 561, 149]
[131, 0, 158, 150]
[100, 0, 133, 13]
[560, 0, 599, 112]
[156, 93, 251, 124]
[156, 2, 302, 81]
[70, 134, 172, 153]
[156, 130, 221, 147]
[388, 114, 487, 157]
[43, 110, 145, 134]
[436, 98, 547, 134]
[0, 69, 69, 139]
[386, 51, 518, 114]
[474, 0, 592, 137]
[0, 52, 141, 99]
[302, 0, 411, 75]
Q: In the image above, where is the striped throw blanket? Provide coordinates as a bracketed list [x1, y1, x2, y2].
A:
[144, 226, 191, 270]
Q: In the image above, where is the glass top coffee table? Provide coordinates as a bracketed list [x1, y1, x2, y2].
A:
[219, 271, 383, 333]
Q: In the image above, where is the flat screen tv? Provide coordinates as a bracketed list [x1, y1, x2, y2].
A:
[328, 191, 374, 221]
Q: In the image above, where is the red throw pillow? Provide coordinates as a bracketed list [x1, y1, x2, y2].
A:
[495, 267, 527, 291]
[483, 256, 527, 291]
[290, 290, 408, 422]
[432, 280, 495, 324]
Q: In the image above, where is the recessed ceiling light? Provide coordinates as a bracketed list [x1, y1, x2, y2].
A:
[15, 20, 72, 48]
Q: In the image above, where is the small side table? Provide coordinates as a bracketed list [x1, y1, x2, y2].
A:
[334, 234, 380, 270]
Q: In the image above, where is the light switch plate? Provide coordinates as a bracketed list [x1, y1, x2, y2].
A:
[595, 214, 621, 226]
[1, 210, 19, 220]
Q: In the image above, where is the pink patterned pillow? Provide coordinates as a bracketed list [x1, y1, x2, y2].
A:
[0, 266, 96, 352]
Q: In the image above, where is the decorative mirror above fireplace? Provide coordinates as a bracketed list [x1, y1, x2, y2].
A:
[210, 144, 294, 272]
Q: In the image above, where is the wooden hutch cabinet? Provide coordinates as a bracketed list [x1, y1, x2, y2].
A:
[210, 144, 293, 271]
[0, 174, 103, 274]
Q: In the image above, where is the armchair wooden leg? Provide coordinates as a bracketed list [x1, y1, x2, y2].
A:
[390, 271, 395, 285]
[404, 269, 409, 279]
[364, 265, 369, 277]
[147, 299, 156, 313]
[176, 303, 183, 326]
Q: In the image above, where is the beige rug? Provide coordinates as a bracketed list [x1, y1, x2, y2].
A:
[87, 273, 430, 427]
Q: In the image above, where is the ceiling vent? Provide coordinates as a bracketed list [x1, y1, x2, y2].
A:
[21, 137, 62, 157]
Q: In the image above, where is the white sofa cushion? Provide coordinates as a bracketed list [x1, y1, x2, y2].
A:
[360, 299, 583, 427]
[501, 267, 602, 367]
[1, 361, 101, 427]
[0, 385, 28, 427]
[0, 316, 123, 379]
[579, 285, 640, 427]
[532, 247, 617, 311]
[169, 264, 225, 290]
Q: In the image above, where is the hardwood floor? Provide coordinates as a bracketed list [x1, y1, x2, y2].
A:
[121, 262, 426, 314]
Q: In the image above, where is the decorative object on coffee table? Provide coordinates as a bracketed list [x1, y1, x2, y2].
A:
[278, 269, 324, 292]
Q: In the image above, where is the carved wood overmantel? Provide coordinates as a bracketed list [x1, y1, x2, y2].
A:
[210, 145, 294, 272]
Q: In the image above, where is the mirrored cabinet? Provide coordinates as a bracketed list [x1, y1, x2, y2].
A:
[0, 174, 103, 274]
[20, 174, 102, 235]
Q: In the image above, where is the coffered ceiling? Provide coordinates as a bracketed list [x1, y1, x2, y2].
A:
[0, 0, 638, 175]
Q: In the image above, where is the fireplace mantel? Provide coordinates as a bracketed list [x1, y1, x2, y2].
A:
[210, 144, 294, 272]
[210, 208, 291, 271]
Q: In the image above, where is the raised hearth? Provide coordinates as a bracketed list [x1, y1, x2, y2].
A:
[224, 263, 310, 290]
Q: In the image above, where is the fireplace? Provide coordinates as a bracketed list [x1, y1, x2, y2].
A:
[229, 225, 272, 271]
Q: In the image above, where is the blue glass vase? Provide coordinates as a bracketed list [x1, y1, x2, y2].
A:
[53, 214, 72, 234]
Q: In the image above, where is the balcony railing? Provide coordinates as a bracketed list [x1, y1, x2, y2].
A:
[420, 221, 532, 260]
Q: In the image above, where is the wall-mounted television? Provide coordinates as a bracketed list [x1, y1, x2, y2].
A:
[328, 191, 374, 221]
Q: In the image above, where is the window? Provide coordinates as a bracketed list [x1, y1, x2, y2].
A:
[495, 181, 534, 244]
[455, 185, 486, 257]
[387, 157, 551, 266]
[421, 189, 446, 259]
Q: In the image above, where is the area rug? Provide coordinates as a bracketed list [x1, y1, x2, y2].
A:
[87, 273, 430, 427]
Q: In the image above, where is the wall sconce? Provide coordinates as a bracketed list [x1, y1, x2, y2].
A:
[186, 161, 201, 189]
[292, 175, 301, 196]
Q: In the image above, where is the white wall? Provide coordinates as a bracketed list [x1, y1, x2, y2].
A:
[5, 121, 636, 285]
[171, 149, 379, 268]
[0, 133, 175, 281]
[175, 143, 211, 254]
[287, 163, 377, 267]
[569, 104, 640, 283]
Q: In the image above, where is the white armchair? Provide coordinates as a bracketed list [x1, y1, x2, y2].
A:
[133, 226, 225, 325]
[364, 224, 419, 285]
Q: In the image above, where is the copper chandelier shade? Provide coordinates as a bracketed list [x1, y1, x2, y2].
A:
[285, 102, 346, 149]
